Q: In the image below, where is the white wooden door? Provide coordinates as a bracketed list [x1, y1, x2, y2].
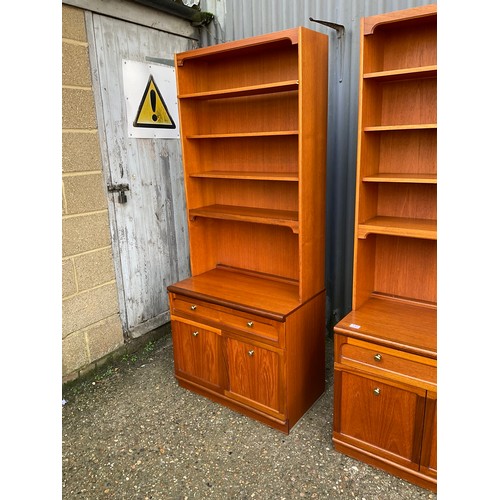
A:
[87, 13, 194, 337]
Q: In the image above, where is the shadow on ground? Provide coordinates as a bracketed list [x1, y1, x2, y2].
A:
[62, 331, 436, 499]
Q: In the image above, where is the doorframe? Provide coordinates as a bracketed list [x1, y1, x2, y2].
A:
[84, 5, 199, 337]
[85, 11, 131, 335]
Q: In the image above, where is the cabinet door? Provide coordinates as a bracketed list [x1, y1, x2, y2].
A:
[171, 320, 222, 390]
[225, 337, 283, 416]
[334, 370, 426, 470]
[420, 392, 437, 479]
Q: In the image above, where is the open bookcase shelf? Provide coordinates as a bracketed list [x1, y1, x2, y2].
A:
[334, 295, 436, 358]
[178, 80, 299, 100]
[362, 173, 436, 184]
[364, 124, 436, 131]
[167, 266, 300, 321]
[186, 130, 299, 139]
[364, 65, 437, 81]
[357, 216, 436, 239]
[174, 27, 326, 301]
[189, 205, 299, 233]
[190, 170, 299, 181]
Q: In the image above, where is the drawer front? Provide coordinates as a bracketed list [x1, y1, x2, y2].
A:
[171, 297, 218, 323]
[340, 341, 436, 386]
[218, 310, 279, 341]
[170, 295, 282, 344]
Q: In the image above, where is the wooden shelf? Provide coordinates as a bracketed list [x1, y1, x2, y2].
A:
[175, 29, 299, 65]
[364, 124, 437, 132]
[190, 170, 299, 182]
[334, 296, 437, 358]
[363, 173, 436, 184]
[363, 4, 437, 36]
[178, 80, 299, 100]
[168, 266, 300, 320]
[187, 130, 299, 139]
[364, 65, 437, 81]
[357, 216, 436, 239]
[189, 204, 299, 233]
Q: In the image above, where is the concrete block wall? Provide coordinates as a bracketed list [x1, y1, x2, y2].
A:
[62, 4, 124, 382]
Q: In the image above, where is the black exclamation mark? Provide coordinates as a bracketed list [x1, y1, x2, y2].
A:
[150, 89, 158, 122]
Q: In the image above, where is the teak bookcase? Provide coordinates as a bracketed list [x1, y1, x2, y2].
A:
[167, 27, 328, 433]
[332, 5, 437, 492]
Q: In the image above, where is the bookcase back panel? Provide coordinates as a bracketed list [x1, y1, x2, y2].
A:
[373, 235, 436, 303]
[177, 45, 298, 94]
[213, 179, 298, 211]
[185, 136, 298, 175]
[181, 92, 298, 135]
[376, 184, 436, 220]
[357, 183, 436, 223]
[364, 78, 436, 126]
[208, 220, 299, 281]
[377, 130, 437, 175]
[364, 19, 437, 73]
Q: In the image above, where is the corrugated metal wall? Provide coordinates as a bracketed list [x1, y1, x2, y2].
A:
[199, 0, 437, 327]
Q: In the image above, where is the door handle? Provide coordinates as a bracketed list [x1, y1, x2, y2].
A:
[107, 183, 130, 203]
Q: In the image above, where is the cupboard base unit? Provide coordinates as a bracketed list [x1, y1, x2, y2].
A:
[332, 298, 437, 493]
[168, 267, 326, 434]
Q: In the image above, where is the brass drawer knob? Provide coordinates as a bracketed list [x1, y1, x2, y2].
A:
[191, 305, 197, 311]
[373, 387, 381, 396]
[192, 331, 199, 337]
[248, 350, 255, 356]
[374, 353, 382, 362]
[247, 321, 254, 328]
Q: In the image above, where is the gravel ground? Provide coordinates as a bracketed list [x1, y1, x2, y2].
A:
[62, 331, 437, 499]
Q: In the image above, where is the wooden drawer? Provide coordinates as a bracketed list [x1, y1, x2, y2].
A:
[170, 295, 282, 344]
[171, 296, 218, 323]
[339, 339, 436, 387]
[218, 309, 280, 342]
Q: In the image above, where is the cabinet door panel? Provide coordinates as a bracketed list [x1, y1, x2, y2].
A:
[225, 337, 281, 413]
[337, 370, 425, 468]
[171, 320, 221, 389]
[420, 392, 437, 478]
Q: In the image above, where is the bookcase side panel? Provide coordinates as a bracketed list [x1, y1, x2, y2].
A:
[297, 28, 328, 301]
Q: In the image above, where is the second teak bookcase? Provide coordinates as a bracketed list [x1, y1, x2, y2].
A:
[332, 5, 437, 492]
[167, 27, 329, 433]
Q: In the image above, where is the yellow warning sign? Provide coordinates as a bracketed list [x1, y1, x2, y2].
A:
[133, 75, 176, 129]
